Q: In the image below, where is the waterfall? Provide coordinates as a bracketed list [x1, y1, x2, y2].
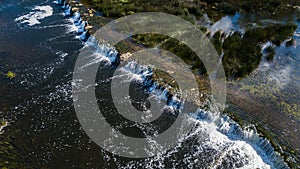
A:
[73, 12, 80, 23]
[55, 0, 89, 41]
[54, 1, 290, 168]
[74, 18, 82, 26]
[77, 21, 86, 33]
[119, 60, 184, 111]
[63, 4, 72, 16]
[79, 31, 88, 41]
[112, 58, 289, 168]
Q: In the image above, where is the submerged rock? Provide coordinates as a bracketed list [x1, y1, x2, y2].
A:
[5, 71, 16, 79]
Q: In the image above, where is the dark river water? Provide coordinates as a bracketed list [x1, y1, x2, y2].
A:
[0, 0, 298, 168]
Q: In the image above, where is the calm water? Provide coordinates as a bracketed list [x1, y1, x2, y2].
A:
[0, 0, 298, 168]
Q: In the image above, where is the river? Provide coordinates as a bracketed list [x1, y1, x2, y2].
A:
[0, 0, 298, 168]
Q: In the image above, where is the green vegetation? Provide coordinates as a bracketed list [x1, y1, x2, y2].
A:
[211, 31, 224, 55]
[222, 32, 252, 79]
[202, 0, 297, 15]
[84, 0, 297, 21]
[160, 38, 207, 73]
[84, 0, 204, 19]
[128, 22, 296, 80]
[265, 46, 276, 61]
[132, 34, 168, 48]
[222, 23, 296, 79]
[83, 0, 297, 80]
[267, 23, 297, 46]
[285, 38, 294, 47]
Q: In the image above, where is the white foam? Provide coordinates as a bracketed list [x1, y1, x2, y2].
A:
[63, 7, 288, 166]
[112, 113, 277, 168]
[269, 66, 292, 89]
[110, 59, 288, 168]
[206, 123, 271, 169]
[210, 16, 234, 35]
[65, 18, 78, 33]
[14, 5, 53, 26]
[261, 41, 273, 52]
[206, 14, 244, 36]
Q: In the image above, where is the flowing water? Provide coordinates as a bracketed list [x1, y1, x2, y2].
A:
[201, 11, 300, 160]
[0, 0, 298, 168]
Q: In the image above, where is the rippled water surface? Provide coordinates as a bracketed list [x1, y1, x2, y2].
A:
[0, 0, 298, 168]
